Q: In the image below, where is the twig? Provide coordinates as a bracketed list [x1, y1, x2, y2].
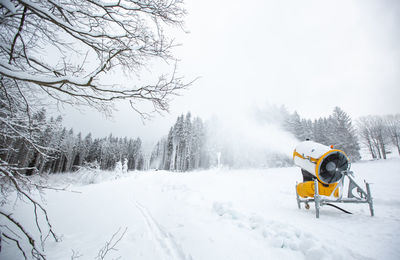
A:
[95, 227, 128, 260]
[71, 249, 83, 259]
[2, 232, 28, 260]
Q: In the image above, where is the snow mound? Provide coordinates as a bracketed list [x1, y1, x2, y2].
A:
[36, 167, 136, 187]
[212, 201, 367, 260]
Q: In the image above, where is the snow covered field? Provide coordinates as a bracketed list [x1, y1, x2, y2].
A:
[2, 159, 400, 260]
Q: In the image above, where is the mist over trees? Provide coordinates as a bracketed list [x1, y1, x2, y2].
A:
[149, 111, 293, 171]
[150, 107, 364, 171]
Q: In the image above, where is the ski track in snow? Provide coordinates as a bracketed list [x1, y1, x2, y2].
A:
[212, 202, 372, 260]
[135, 201, 191, 260]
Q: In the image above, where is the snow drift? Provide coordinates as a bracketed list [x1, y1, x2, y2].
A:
[1, 159, 400, 259]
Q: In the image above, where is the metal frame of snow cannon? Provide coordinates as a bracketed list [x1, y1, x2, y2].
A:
[295, 170, 374, 218]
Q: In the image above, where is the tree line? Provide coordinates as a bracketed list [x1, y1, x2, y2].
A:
[149, 112, 293, 171]
[150, 107, 400, 172]
[150, 107, 362, 171]
[0, 108, 146, 175]
[283, 106, 361, 161]
[2, 106, 398, 176]
[280, 106, 399, 161]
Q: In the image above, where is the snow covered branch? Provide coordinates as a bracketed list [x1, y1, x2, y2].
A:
[0, 160, 61, 259]
[95, 227, 127, 260]
[0, 0, 189, 115]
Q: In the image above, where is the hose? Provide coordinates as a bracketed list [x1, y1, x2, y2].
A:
[325, 203, 352, 214]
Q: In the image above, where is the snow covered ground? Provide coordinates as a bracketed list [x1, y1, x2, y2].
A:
[2, 159, 400, 260]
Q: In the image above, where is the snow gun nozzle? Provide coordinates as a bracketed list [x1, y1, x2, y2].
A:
[293, 141, 349, 185]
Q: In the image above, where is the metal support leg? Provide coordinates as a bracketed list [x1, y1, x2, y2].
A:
[295, 171, 374, 218]
[295, 182, 301, 209]
[314, 179, 320, 218]
[366, 182, 374, 217]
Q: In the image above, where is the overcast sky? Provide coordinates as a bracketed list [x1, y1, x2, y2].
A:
[61, 0, 400, 145]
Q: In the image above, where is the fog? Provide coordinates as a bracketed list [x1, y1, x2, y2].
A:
[61, 0, 400, 153]
[205, 115, 299, 167]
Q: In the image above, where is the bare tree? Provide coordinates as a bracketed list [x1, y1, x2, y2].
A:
[357, 118, 377, 159]
[1, 0, 189, 116]
[385, 114, 400, 157]
[0, 0, 189, 258]
[357, 116, 389, 160]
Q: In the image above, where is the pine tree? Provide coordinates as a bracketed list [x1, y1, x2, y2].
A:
[330, 107, 361, 161]
[165, 127, 174, 170]
[173, 115, 185, 171]
[191, 117, 204, 169]
[285, 112, 305, 140]
[183, 112, 193, 171]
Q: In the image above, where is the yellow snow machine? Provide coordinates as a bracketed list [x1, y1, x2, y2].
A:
[293, 140, 374, 218]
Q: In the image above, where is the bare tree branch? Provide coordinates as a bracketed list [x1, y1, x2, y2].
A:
[71, 249, 83, 259]
[95, 227, 127, 260]
[1, 0, 190, 117]
[2, 232, 28, 260]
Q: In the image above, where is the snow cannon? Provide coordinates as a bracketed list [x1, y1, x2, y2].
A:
[293, 140, 374, 218]
[293, 141, 349, 185]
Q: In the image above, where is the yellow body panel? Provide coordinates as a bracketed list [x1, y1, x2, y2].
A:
[293, 150, 318, 163]
[296, 181, 339, 198]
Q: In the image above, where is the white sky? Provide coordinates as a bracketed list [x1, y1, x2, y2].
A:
[61, 0, 400, 146]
